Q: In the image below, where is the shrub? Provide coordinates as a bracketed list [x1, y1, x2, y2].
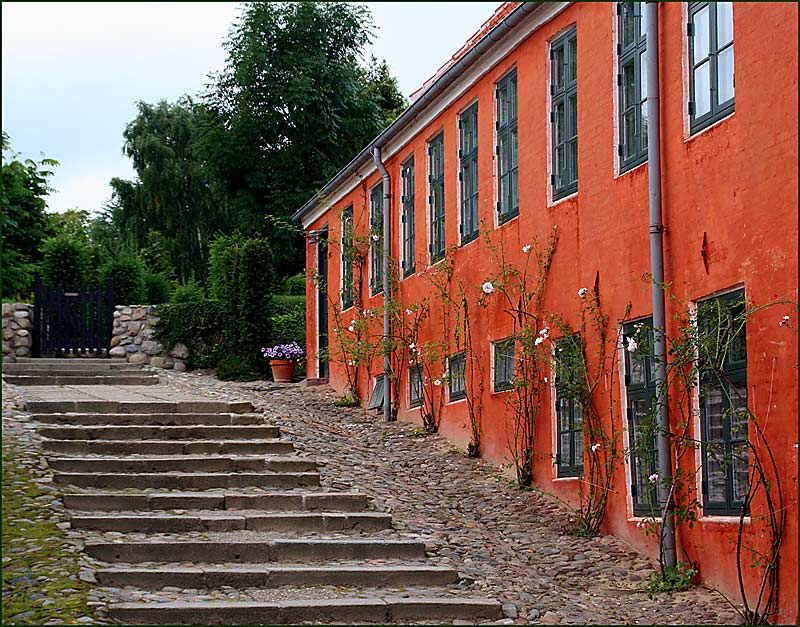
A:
[236, 237, 275, 374]
[143, 272, 172, 305]
[155, 300, 224, 369]
[170, 279, 205, 304]
[282, 272, 306, 295]
[208, 232, 244, 302]
[99, 252, 145, 305]
[40, 236, 89, 286]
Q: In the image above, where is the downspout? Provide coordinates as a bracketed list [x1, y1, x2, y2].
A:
[644, 2, 677, 569]
[373, 146, 393, 422]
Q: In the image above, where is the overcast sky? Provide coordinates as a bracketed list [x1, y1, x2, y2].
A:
[2, 2, 499, 215]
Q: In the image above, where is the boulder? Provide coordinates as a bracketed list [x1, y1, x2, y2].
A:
[169, 343, 189, 360]
[110, 336, 121, 348]
[2, 328, 13, 341]
[14, 335, 31, 348]
[128, 352, 149, 365]
[125, 345, 139, 353]
[14, 347, 30, 357]
[173, 360, 187, 372]
[13, 310, 29, 319]
[17, 318, 32, 330]
[15, 329, 29, 337]
[141, 340, 163, 356]
[2, 303, 14, 316]
[132, 308, 146, 321]
[109, 346, 127, 358]
[150, 356, 174, 369]
[14, 304, 30, 311]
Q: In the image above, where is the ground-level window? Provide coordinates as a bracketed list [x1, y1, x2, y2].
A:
[409, 365, 424, 408]
[698, 288, 748, 516]
[448, 352, 466, 401]
[370, 182, 383, 295]
[623, 318, 660, 515]
[401, 156, 415, 278]
[493, 339, 514, 392]
[341, 205, 354, 310]
[554, 334, 583, 477]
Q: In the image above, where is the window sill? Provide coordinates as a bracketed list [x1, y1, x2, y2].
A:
[616, 158, 648, 179]
[549, 189, 578, 208]
[460, 233, 479, 247]
[696, 514, 751, 525]
[446, 395, 466, 405]
[553, 475, 580, 482]
[492, 386, 513, 395]
[497, 210, 519, 227]
[686, 109, 735, 142]
[408, 402, 422, 410]
[401, 268, 416, 281]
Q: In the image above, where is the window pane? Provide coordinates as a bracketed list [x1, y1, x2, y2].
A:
[559, 399, 570, 431]
[568, 38, 577, 83]
[560, 433, 571, 462]
[510, 127, 518, 169]
[574, 429, 584, 467]
[555, 101, 565, 143]
[569, 94, 578, 138]
[704, 386, 725, 441]
[573, 401, 583, 428]
[694, 61, 711, 116]
[717, 2, 734, 47]
[640, 50, 648, 99]
[622, 61, 637, 109]
[717, 46, 735, 104]
[705, 453, 728, 502]
[569, 139, 578, 184]
[641, 100, 648, 148]
[554, 45, 565, 88]
[731, 443, 749, 503]
[693, 6, 710, 63]
[621, 3, 636, 48]
[498, 132, 508, 175]
[730, 381, 748, 439]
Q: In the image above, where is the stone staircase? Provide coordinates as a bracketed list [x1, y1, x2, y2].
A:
[4, 357, 159, 386]
[19, 359, 502, 624]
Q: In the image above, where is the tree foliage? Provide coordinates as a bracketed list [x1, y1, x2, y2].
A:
[40, 236, 89, 286]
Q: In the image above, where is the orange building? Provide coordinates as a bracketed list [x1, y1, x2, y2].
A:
[294, 2, 798, 621]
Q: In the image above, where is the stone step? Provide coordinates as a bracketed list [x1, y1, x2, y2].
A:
[26, 399, 253, 415]
[86, 538, 425, 563]
[44, 438, 294, 456]
[4, 374, 159, 386]
[15, 358, 129, 365]
[108, 597, 504, 624]
[3, 363, 143, 373]
[49, 455, 316, 474]
[65, 491, 367, 512]
[33, 412, 266, 426]
[96, 565, 458, 589]
[39, 425, 279, 441]
[70, 511, 392, 533]
[55, 471, 320, 490]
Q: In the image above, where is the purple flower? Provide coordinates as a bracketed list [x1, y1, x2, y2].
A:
[261, 341, 305, 360]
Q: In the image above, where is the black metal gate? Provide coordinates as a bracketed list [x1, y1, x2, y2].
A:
[32, 277, 115, 357]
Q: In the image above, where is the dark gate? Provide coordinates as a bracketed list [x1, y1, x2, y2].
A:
[32, 277, 115, 357]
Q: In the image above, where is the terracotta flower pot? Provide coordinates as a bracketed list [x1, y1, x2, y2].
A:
[270, 359, 297, 383]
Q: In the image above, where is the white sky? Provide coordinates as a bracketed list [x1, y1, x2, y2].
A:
[2, 2, 499, 215]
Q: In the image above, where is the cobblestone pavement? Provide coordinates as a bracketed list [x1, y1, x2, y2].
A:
[140, 369, 743, 625]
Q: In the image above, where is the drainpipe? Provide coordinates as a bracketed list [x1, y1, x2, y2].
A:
[645, 2, 677, 569]
[373, 146, 393, 422]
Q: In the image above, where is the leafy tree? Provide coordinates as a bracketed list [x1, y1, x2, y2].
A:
[1, 133, 57, 297]
[39, 236, 90, 286]
[143, 271, 172, 305]
[99, 251, 146, 305]
[201, 1, 407, 275]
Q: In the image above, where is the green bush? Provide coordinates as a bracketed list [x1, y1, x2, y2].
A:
[99, 252, 145, 304]
[143, 272, 172, 305]
[170, 279, 205, 304]
[40, 236, 89, 285]
[282, 272, 306, 295]
[236, 237, 275, 374]
[154, 300, 224, 369]
[271, 296, 305, 345]
[208, 232, 244, 302]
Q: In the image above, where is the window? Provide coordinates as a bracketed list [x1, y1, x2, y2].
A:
[698, 289, 748, 516]
[409, 365, 424, 408]
[370, 182, 383, 295]
[459, 103, 479, 243]
[623, 318, 660, 515]
[367, 375, 385, 411]
[493, 339, 515, 392]
[428, 132, 445, 263]
[495, 69, 518, 223]
[448, 352, 466, 401]
[688, 2, 734, 133]
[617, 2, 648, 172]
[550, 27, 578, 200]
[341, 205, 354, 310]
[555, 334, 584, 477]
[401, 156, 415, 277]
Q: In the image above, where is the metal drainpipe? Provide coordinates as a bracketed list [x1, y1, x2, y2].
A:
[373, 146, 393, 422]
[645, 1, 677, 569]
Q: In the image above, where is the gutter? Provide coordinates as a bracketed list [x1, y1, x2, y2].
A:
[292, 1, 543, 225]
[372, 146, 393, 422]
[644, 1, 677, 570]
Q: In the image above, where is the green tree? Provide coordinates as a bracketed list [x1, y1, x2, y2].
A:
[99, 252, 145, 305]
[1, 133, 57, 297]
[39, 236, 90, 286]
[201, 1, 407, 275]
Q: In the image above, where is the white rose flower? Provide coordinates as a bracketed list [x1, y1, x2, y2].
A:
[482, 281, 495, 294]
[578, 287, 589, 298]
[627, 337, 638, 353]
[522, 244, 532, 253]
[591, 443, 601, 452]
[534, 336, 544, 346]
[406, 308, 413, 315]
[648, 473, 659, 484]
[433, 378, 442, 386]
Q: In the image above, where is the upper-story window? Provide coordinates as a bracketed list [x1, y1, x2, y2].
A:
[618, 2, 648, 172]
[428, 132, 445, 263]
[341, 204, 354, 310]
[401, 156, 415, 278]
[688, 2, 734, 133]
[495, 69, 518, 223]
[551, 27, 578, 201]
[369, 182, 383, 295]
[459, 102, 479, 244]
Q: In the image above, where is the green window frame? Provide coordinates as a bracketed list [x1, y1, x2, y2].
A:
[459, 102, 479, 244]
[698, 289, 748, 516]
[493, 339, 515, 392]
[623, 318, 660, 516]
[495, 69, 518, 223]
[401, 156, 415, 278]
[555, 334, 584, 478]
[448, 352, 466, 401]
[409, 365, 424, 408]
[369, 182, 383, 296]
[688, 2, 735, 134]
[617, 2, 648, 172]
[340, 205, 354, 310]
[550, 27, 578, 200]
[428, 132, 445, 263]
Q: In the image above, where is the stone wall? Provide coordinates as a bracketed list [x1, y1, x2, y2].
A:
[2, 303, 33, 361]
[110, 305, 188, 371]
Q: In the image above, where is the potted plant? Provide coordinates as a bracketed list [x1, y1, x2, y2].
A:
[262, 342, 304, 383]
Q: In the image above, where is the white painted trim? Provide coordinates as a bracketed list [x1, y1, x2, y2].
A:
[549, 344, 559, 479]
[299, 2, 571, 229]
[618, 320, 635, 518]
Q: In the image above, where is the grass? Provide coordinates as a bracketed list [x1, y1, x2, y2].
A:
[2, 446, 94, 625]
